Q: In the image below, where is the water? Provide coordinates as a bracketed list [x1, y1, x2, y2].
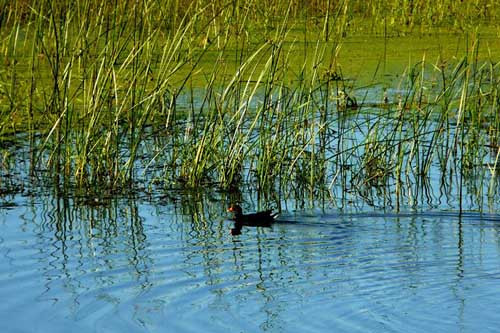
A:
[1, 193, 500, 332]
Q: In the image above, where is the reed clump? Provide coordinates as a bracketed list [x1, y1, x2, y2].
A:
[0, 0, 499, 210]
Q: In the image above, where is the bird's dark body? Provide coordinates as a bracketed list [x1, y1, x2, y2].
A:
[232, 210, 275, 226]
[227, 204, 278, 235]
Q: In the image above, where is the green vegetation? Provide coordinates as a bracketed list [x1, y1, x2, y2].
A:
[0, 0, 499, 210]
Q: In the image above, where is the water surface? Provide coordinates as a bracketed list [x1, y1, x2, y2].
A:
[1, 194, 499, 332]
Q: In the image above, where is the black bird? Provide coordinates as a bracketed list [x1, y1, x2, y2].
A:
[227, 204, 278, 235]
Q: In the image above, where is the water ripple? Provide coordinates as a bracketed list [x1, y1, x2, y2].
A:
[2, 204, 500, 332]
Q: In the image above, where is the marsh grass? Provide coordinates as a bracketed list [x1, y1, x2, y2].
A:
[0, 0, 499, 211]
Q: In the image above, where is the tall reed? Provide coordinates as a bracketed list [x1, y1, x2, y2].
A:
[0, 0, 498, 211]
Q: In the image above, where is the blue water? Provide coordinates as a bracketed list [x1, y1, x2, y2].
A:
[1, 193, 500, 332]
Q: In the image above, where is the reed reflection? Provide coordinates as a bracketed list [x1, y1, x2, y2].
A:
[25, 191, 153, 313]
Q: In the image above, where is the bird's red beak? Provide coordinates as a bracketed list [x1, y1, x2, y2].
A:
[227, 207, 233, 212]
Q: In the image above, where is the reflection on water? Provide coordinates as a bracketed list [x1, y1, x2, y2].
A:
[1, 192, 500, 332]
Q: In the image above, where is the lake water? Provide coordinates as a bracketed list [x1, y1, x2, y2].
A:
[1, 20, 500, 332]
[1, 192, 500, 332]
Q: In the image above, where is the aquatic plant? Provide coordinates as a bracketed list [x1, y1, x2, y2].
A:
[0, 0, 499, 211]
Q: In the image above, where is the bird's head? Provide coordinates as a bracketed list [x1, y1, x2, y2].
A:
[227, 204, 242, 215]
